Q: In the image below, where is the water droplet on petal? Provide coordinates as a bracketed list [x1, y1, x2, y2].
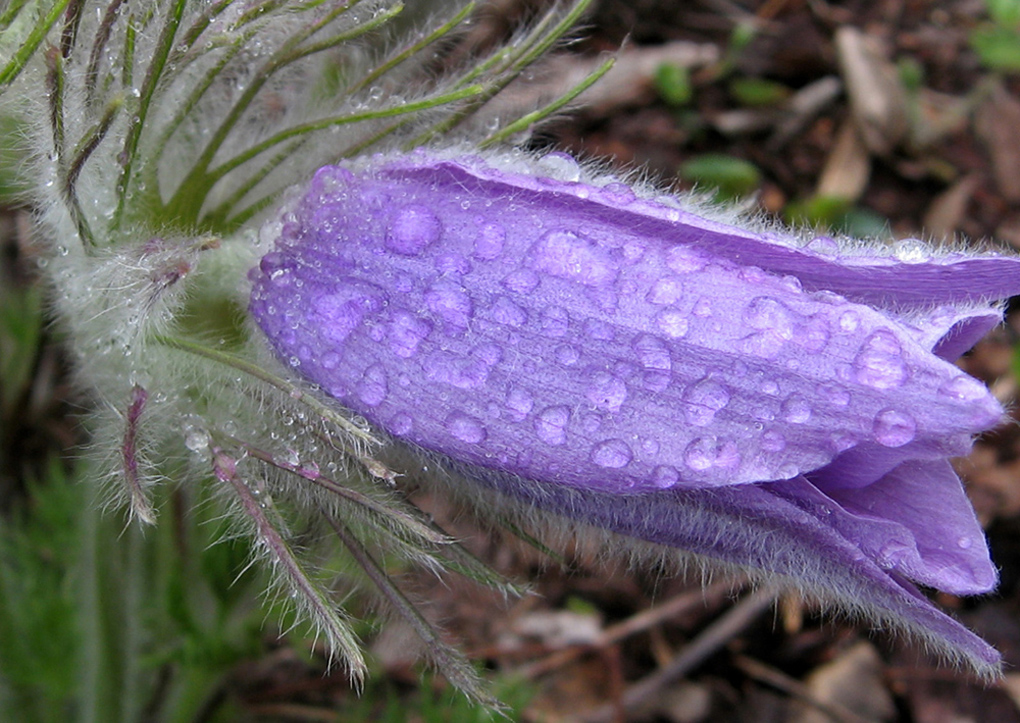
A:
[435, 253, 471, 275]
[506, 387, 534, 420]
[632, 333, 671, 371]
[654, 308, 689, 338]
[872, 408, 916, 447]
[387, 310, 432, 358]
[528, 230, 619, 286]
[489, 296, 528, 327]
[744, 296, 794, 338]
[761, 430, 786, 452]
[474, 223, 505, 260]
[386, 205, 441, 255]
[806, 235, 840, 255]
[555, 344, 580, 366]
[652, 465, 679, 487]
[957, 536, 973, 550]
[938, 374, 988, 402]
[664, 245, 707, 273]
[781, 395, 812, 423]
[536, 405, 570, 445]
[683, 378, 730, 426]
[892, 238, 929, 264]
[646, 277, 685, 305]
[692, 297, 713, 317]
[591, 439, 633, 468]
[536, 151, 582, 181]
[586, 371, 628, 413]
[425, 281, 474, 331]
[446, 412, 486, 443]
[541, 306, 570, 337]
[684, 436, 739, 471]
[838, 310, 860, 333]
[741, 331, 785, 359]
[584, 319, 615, 341]
[502, 269, 540, 293]
[356, 364, 388, 407]
[390, 412, 413, 435]
[599, 182, 637, 205]
[185, 428, 211, 453]
[854, 330, 908, 389]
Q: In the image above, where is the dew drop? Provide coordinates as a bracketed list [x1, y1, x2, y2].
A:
[506, 387, 534, 419]
[741, 330, 785, 359]
[838, 310, 860, 333]
[386, 204, 441, 255]
[682, 378, 730, 426]
[590, 439, 633, 468]
[664, 245, 707, 273]
[632, 333, 671, 371]
[184, 428, 211, 453]
[892, 238, 929, 264]
[474, 222, 505, 260]
[446, 412, 486, 444]
[684, 436, 739, 471]
[536, 151, 582, 181]
[472, 342, 503, 366]
[652, 465, 680, 487]
[535, 405, 570, 446]
[957, 536, 973, 550]
[854, 330, 908, 389]
[528, 230, 619, 287]
[646, 277, 685, 305]
[584, 319, 615, 341]
[780, 395, 812, 423]
[760, 430, 786, 453]
[356, 364, 388, 407]
[555, 344, 580, 366]
[654, 308, 689, 338]
[489, 296, 528, 327]
[743, 296, 794, 338]
[541, 306, 570, 337]
[387, 310, 432, 358]
[830, 433, 856, 452]
[425, 282, 474, 330]
[502, 268, 540, 293]
[435, 253, 472, 275]
[586, 371, 628, 413]
[692, 298, 713, 318]
[937, 374, 988, 402]
[806, 235, 840, 255]
[872, 408, 916, 447]
[599, 182, 637, 205]
[390, 412, 413, 436]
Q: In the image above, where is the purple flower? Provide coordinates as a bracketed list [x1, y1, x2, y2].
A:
[249, 150, 1020, 676]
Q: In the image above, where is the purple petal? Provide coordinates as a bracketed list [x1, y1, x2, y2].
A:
[479, 471, 1002, 676]
[249, 150, 1020, 675]
[378, 155, 1020, 310]
[820, 460, 997, 595]
[249, 157, 1008, 497]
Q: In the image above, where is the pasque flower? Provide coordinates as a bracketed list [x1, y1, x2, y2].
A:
[250, 149, 1020, 676]
[7, 0, 1020, 706]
